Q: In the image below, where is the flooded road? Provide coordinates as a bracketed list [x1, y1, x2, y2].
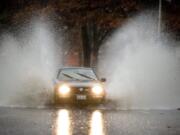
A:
[0, 107, 180, 135]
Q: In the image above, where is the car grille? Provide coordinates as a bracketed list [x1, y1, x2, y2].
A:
[71, 87, 91, 94]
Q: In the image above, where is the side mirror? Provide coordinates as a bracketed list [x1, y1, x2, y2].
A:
[100, 78, 106, 82]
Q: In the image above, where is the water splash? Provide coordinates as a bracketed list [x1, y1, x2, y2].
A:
[98, 12, 180, 110]
[0, 18, 62, 107]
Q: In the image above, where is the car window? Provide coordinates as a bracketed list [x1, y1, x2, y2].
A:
[58, 68, 98, 81]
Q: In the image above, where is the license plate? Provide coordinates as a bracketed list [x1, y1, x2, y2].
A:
[76, 95, 86, 100]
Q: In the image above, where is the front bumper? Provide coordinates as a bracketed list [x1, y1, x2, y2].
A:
[54, 89, 105, 104]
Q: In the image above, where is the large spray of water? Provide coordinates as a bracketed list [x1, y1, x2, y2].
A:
[0, 19, 62, 107]
[99, 12, 180, 109]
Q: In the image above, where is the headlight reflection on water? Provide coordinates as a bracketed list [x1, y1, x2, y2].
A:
[55, 109, 72, 135]
[89, 110, 105, 135]
[54, 109, 105, 135]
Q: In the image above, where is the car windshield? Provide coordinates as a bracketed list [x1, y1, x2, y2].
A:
[58, 68, 98, 81]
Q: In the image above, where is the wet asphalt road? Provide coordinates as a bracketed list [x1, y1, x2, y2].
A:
[0, 107, 180, 135]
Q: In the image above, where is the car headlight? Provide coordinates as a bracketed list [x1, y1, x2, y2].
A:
[58, 84, 71, 95]
[92, 85, 103, 95]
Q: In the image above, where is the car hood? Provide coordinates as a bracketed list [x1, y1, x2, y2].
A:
[59, 80, 101, 87]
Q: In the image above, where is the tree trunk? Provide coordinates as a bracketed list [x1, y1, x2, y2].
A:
[81, 23, 91, 67]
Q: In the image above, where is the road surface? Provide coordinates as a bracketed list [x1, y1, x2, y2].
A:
[0, 106, 180, 135]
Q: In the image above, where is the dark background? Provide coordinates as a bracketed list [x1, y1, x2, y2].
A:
[0, 0, 179, 66]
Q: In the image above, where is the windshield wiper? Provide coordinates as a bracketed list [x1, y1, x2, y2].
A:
[62, 73, 80, 80]
[76, 73, 94, 80]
